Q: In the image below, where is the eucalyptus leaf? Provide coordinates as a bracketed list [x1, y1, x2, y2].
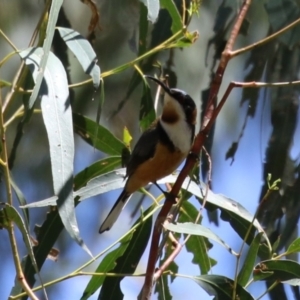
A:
[20, 47, 91, 257]
[73, 113, 127, 156]
[99, 207, 152, 299]
[10, 175, 29, 230]
[74, 156, 121, 190]
[75, 168, 127, 201]
[192, 274, 254, 300]
[20, 196, 58, 208]
[237, 232, 264, 286]
[165, 222, 238, 255]
[57, 27, 100, 89]
[179, 201, 215, 274]
[81, 232, 134, 300]
[286, 237, 300, 255]
[254, 259, 300, 282]
[27, 0, 63, 108]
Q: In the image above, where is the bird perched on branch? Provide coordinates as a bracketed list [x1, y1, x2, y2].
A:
[99, 75, 197, 233]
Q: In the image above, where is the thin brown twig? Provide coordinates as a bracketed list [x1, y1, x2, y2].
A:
[192, 146, 212, 225]
[232, 79, 300, 88]
[202, 146, 212, 188]
[0, 29, 18, 52]
[154, 230, 182, 281]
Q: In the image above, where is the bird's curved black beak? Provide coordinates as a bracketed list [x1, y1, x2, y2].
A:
[144, 75, 170, 93]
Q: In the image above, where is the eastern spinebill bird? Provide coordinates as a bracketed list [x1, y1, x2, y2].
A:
[99, 75, 197, 233]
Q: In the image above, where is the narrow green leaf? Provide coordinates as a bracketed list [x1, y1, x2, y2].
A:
[99, 208, 152, 300]
[20, 196, 58, 208]
[27, 0, 63, 108]
[179, 201, 214, 274]
[21, 168, 126, 209]
[287, 237, 300, 255]
[21, 156, 120, 213]
[81, 232, 134, 300]
[57, 27, 100, 89]
[73, 113, 128, 156]
[237, 232, 264, 286]
[220, 210, 256, 245]
[192, 274, 254, 300]
[160, 0, 182, 34]
[165, 222, 238, 255]
[254, 259, 300, 282]
[10, 175, 29, 230]
[75, 168, 126, 202]
[74, 156, 121, 190]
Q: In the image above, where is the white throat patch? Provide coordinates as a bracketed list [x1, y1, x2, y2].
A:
[160, 115, 192, 154]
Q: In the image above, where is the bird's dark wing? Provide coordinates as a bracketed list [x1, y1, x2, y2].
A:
[126, 124, 159, 178]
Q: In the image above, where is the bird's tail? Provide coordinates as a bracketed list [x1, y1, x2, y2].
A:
[99, 189, 131, 233]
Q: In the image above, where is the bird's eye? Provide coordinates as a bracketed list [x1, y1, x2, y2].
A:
[185, 105, 193, 113]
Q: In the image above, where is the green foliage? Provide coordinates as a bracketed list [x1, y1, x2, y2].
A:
[1, 1, 300, 300]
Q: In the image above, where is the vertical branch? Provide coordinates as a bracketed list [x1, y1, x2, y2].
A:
[141, 1, 252, 299]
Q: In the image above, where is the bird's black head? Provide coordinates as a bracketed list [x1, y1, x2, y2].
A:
[145, 75, 197, 125]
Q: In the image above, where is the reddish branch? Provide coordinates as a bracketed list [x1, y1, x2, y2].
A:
[154, 232, 182, 280]
[141, 1, 252, 299]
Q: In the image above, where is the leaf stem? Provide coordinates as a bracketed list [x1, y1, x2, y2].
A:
[4, 108, 41, 128]
[0, 51, 18, 68]
[0, 29, 19, 52]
